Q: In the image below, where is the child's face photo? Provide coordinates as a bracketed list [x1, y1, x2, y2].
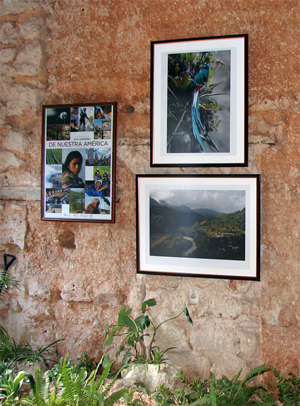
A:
[68, 158, 82, 176]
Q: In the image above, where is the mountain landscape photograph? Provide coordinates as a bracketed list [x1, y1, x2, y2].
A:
[150, 189, 246, 261]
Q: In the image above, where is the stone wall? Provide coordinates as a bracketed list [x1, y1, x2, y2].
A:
[0, 0, 299, 384]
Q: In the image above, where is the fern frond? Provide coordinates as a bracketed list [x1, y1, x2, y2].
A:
[59, 356, 84, 405]
[0, 326, 10, 343]
[230, 368, 243, 400]
[209, 374, 217, 406]
[188, 396, 212, 405]
[29, 369, 47, 405]
[242, 365, 270, 385]
[105, 387, 129, 406]
[96, 360, 113, 393]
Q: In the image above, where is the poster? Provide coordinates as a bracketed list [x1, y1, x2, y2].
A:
[42, 103, 117, 222]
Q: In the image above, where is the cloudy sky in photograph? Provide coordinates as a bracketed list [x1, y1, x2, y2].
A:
[150, 189, 245, 214]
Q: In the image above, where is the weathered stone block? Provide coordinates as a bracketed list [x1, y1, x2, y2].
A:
[0, 151, 24, 172]
[27, 279, 51, 301]
[19, 16, 46, 40]
[0, 202, 27, 250]
[13, 41, 43, 76]
[6, 85, 44, 115]
[24, 301, 55, 321]
[0, 22, 20, 45]
[60, 282, 92, 303]
[122, 364, 181, 392]
[94, 292, 126, 308]
[0, 48, 16, 64]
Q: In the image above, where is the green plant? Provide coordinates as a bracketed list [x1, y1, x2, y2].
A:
[0, 335, 62, 405]
[175, 369, 209, 404]
[272, 367, 300, 405]
[76, 351, 100, 375]
[0, 328, 61, 369]
[0, 274, 19, 298]
[0, 255, 18, 298]
[0, 369, 28, 405]
[152, 383, 177, 406]
[49, 352, 109, 384]
[104, 298, 193, 365]
[189, 366, 275, 406]
[0, 255, 61, 372]
[152, 366, 275, 406]
[26, 355, 130, 406]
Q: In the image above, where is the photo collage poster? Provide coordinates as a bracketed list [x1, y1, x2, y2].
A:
[42, 104, 115, 222]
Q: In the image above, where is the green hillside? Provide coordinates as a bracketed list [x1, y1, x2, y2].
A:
[150, 199, 245, 261]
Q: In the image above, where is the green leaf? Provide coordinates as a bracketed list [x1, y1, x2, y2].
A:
[12, 371, 26, 396]
[97, 360, 113, 390]
[208, 67, 214, 81]
[123, 316, 137, 331]
[112, 326, 121, 334]
[103, 322, 110, 338]
[121, 392, 133, 403]
[184, 304, 193, 324]
[26, 373, 36, 392]
[168, 76, 181, 88]
[242, 365, 270, 384]
[106, 387, 130, 406]
[141, 298, 156, 312]
[104, 332, 113, 347]
[230, 368, 243, 400]
[122, 349, 133, 366]
[118, 306, 132, 327]
[135, 315, 150, 331]
[181, 72, 192, 90]
[102, 352, 110, 368]
[209, 375, 217, 406]
[189, 398, 211, 406]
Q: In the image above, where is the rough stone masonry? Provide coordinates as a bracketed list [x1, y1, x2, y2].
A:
[0, 0, 299, 384]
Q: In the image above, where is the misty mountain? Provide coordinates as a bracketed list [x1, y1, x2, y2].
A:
[150, 198, 205, 233]
[194, 208, 221, 217]
[150, 198, 220, 219]
[150, 197, 161, 207]
[170, 204, 194, 213]
[150, 199, 246, 260]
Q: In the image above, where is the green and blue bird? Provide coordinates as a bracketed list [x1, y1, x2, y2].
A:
[191, 63, 210, 152]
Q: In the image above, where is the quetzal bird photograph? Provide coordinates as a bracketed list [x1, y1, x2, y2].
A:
[167, 51, 230, 154]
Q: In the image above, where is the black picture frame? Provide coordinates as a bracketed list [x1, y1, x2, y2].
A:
[150, 34, 248, 167]
[41, 102, 117, 223]
[136, 174, 260, 280]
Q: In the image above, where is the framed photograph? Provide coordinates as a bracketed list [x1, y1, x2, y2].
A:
[136, 174, 260, 280]
[150, 34, 248, 167]
[41, 102, 117, 222]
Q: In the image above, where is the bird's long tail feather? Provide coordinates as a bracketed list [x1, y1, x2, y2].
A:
[191, 88, 221, 153]
[191, 88, 207, 152]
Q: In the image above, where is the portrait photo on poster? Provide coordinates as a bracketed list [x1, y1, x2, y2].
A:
[42, 102, 117, 223]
